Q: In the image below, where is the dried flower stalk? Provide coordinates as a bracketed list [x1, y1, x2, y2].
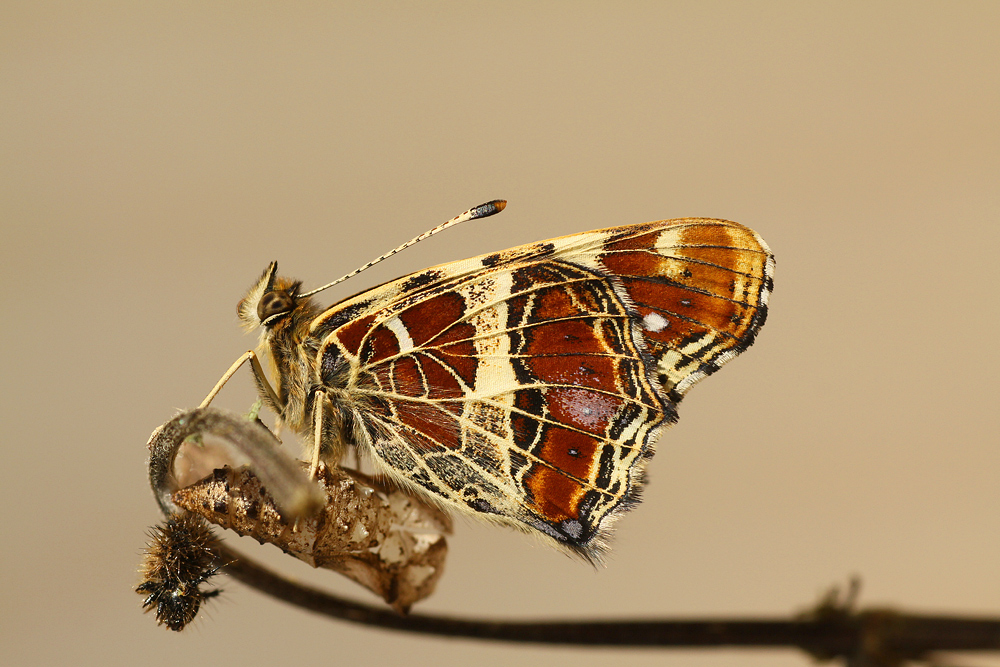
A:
[174, 463, 451, 612]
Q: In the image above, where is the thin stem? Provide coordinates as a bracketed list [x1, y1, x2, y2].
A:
[146, 407, 323, 519]
[215, 545, 1000, 658]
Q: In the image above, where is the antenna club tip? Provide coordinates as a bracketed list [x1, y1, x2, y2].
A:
[472, 200, 506, 219]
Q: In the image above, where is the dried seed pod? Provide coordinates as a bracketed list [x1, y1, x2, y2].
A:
[137, 513, 222, 631]
[173, 464, 450, 612]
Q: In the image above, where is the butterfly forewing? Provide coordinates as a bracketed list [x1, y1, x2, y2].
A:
[305, 218, 772, 560]
[593, 219, 774, 400]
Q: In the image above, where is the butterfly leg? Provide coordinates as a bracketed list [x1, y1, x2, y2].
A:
[199, 350, 281, 413]
[288, 398, 327, 532]
[308, 394, 324, 481]
[307, 392, 348, 480]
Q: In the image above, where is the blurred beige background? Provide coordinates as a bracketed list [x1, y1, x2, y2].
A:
[2, 3, 998, 666]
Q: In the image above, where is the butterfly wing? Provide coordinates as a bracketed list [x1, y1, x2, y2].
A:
[309, 218, 773, 559]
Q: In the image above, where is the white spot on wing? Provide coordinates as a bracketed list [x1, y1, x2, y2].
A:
[642, 312, 669, 332]
[760, 256, 776, 306]
[656, 226, 685, 251]
[385, 316, 414, 353]
[470, 271, 517, 398]
[675, 370, 707, 395]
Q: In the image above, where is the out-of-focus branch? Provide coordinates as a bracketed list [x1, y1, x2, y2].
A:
[217, 545, 1000, 665]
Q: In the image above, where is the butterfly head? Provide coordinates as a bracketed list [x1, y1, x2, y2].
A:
[237, 262, 306, 331]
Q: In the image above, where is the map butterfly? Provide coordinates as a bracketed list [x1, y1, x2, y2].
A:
[215, 201, 773, 562]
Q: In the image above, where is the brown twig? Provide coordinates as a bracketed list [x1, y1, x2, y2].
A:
[216, 545, 1000, 663]
[146, 407, 323, 518]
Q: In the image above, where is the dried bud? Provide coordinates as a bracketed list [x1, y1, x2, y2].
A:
[137, 513, 221, 631]
[173, 464, 450, 612]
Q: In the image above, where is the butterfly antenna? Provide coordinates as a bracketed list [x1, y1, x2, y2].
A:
[298, 200, 507, 299]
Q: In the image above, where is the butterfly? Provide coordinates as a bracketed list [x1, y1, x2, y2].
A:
[218, 201, 773, 562]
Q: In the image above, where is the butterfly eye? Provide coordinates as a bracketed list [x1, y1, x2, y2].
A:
[257, 290, 295, 324]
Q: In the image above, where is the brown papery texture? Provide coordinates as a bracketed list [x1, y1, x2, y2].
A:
[173, 465, 451, 613]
